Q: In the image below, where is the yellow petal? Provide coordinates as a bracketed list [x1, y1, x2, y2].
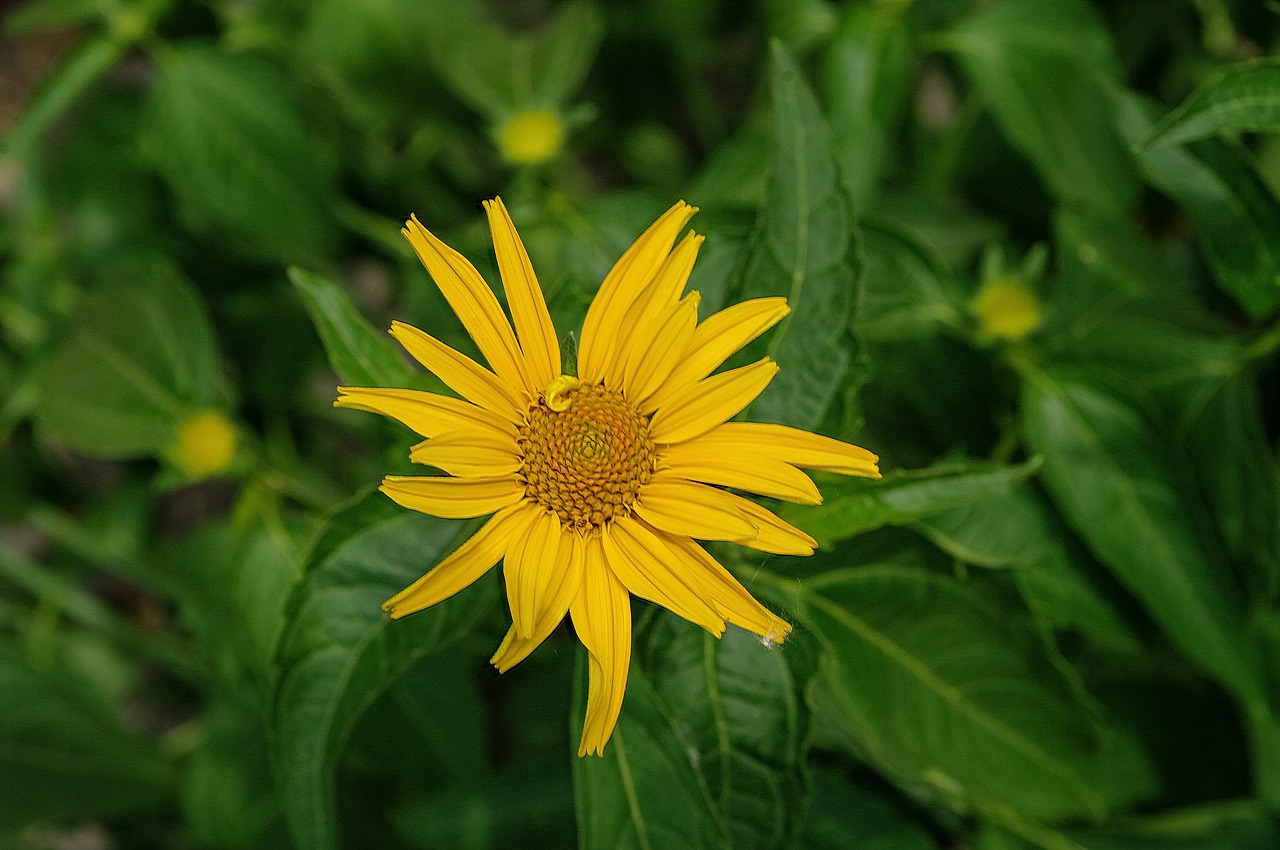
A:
[380, 474, 523, 519]
[483, 198, 561, 389]
[578, 201, 697, 387]
[491, 530, 585, 672]
[382, 503, 531, 618]
[665, 535, 792, 642]
[402, 215, 531, 392]
[335, 386, 514, 438]
[617, 231, 703, 356]
[648, 357, 779, 445]
[646, 297, 790, 414]
[502, 509, 563, 639]
[707, 490, 817, 555]
[632, 477, 758, 542]
[409, 430, 522, 477]
[698, 422, 880, 477]
[659, 439, 821, 504]
[602, 518, 725, 636]
[390, 321, 525, 420]
[623, 291, 700, 408]
[571, 543, 632, 757]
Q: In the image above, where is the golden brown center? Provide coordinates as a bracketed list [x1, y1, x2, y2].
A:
[518, 379, 656, 529]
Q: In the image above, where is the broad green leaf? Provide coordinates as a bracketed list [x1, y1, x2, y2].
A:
[176, 516, 301, 695]
[423, 1, 601, 113]
[801, 767, 939, 849]
[914, 485, 1139, 652]
[857, 218, 964, 341]
[1020, 366, 1258, 700]
[290, 267, 421, 389]
[392, 767, 573, 848]
[1145, 58, 1280, 148]
[744, 41, 863, 430]
[271, 491, 497, 850]
[573, 645, 731, 850]
[821, 3, 913, 209]
[946, 0, 1138, 217]
[1116, 91, 1280, 318]
[181, 700, 280, 849]
[782, 565, 1105, 821]
[784, 459, 1039, 548]
[526, 2, 605, 107]
[147, 44, 336, 260]
[638, 616, 806, 850]
[0, 643, 173, 826]
[1181, 375, 1280, 604]
[35, 259, 218, 457]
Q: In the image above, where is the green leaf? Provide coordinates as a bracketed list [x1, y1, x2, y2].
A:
[181, 700, 280, 849]
[147, 44, 336, 260]
[0, 643, 173, 826]
[637, 616, 807, 850]
[783, 459, 1039, 548]
[946, 0, 1138, 217]
[743, 41, 863, 430]
[1116, 91, 1280, 318]
[176, 516, 302, 694]
[526, 2, 605, 107]
[801, 767, 939, 849]
[573, 643, 731, 850]
[271, 491, 497, 850]
[1181, 375, 1280, 605]
[857, 218, 964, 341]
[1020, 366, 1258, 700]
[290, 267, 422, 389]
[1145, 58, 1280, 148]
[35, 259, 218, 457]
[423, 0, 601, 113]
[914, 485, 1139, 652]
[821, 3, 913, 209]
[782, 565, 1105, 821]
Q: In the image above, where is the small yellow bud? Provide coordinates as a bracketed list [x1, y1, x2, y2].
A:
[172, 410, 237, 477]
[496, 110, 565, 166]
[972, 279, 1042, 340]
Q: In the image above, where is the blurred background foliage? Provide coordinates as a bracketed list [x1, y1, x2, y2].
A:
[3, 0, 1280, 848]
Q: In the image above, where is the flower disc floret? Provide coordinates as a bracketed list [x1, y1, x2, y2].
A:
[519, 380, 656, 530]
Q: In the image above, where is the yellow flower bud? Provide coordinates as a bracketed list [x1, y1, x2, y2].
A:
[972, 278, 1042, 340]
[172, 410, 237, 477]
[496, 109, 565, 166]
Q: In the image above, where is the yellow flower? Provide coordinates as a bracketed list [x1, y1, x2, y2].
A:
[336, 199, 880, 756]
[171, 410, 237, 477]
[972, 278, 1042, 340]
[496, 109, 565, 165]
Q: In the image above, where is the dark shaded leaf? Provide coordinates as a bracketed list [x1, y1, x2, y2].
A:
[1020, 366, 1258, 700]
[947, 0, 1138, 217]
[271, 491, 496, 850]
[1145, 58, 1280, 148]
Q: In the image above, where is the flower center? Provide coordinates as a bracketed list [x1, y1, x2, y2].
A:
[518, 378, 657, 530]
